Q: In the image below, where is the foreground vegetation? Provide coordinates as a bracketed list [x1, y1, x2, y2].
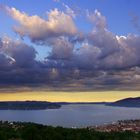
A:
[0, 121, 140, 140]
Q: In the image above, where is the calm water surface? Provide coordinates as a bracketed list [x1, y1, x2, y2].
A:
[0, 104, 140, 127]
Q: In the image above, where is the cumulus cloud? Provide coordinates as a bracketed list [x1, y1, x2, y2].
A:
[79, 32, 140, 70]
[105, 34, 140, 69]
[1, 5, 140, 90]
[87, 9, 107, 30]
[3, 5, 78, 44]
[63, 3, 76, 18]
[48, 37, 74, 60]
[1, 36, 37, 67]
[0, 36, 42, 84]
[81, 9, 140, 70]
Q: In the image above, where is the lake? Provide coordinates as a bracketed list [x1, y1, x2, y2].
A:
[0, 104, 140, 128]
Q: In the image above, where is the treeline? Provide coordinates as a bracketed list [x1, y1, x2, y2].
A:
[0, 121, 140, 140]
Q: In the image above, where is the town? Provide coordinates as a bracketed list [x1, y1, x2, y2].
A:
[90, 120, 140, 133]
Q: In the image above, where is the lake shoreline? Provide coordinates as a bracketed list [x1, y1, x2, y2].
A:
[0, 104, 139, 128]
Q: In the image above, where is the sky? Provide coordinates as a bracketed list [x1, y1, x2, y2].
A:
[0, 0, 140, 101]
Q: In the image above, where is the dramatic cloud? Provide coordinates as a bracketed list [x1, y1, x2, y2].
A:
[87, 9, 107, 30]
[0, 36, 37, 67]
[1, 5, 140, 90]
[48, 37, 74, 60]
[3, 5, 78, 44]
[0, 36, 42, 84]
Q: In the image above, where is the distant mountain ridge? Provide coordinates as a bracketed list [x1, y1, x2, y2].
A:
[0, 101, 61, 110]
[0, 98, 140, 110]
[108, 97, 140, 107]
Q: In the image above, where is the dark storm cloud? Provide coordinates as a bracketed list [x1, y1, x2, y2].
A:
[1, 6, 140, 90]
[0, 37, 37, 67]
